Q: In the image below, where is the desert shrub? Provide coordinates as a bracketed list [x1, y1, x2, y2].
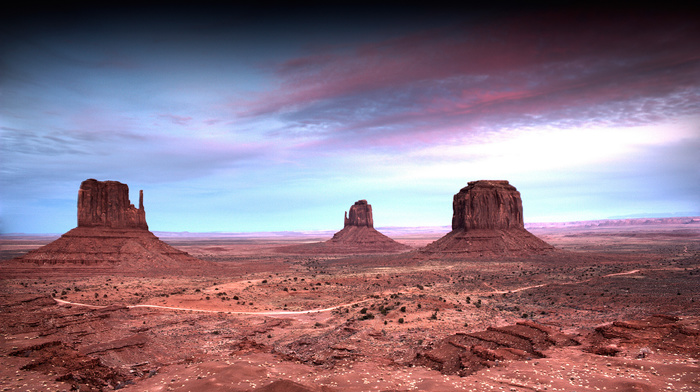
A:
[430, 310, 438, 320]
[400, 306, 406, 312]
[398, 318, 405, 324]
[360, 308, 368, 314]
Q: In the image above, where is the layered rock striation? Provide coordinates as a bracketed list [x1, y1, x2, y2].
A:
[15, 179, 211, 271]
[422, 180, 554, 255]
[344, 200, 373, 228]
[452, 180, 522, 231]
[78, 179, 148, 229]
[277, 200, 410, 255]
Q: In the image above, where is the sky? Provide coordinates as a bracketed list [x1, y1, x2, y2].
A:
[1, 4, 699, 234]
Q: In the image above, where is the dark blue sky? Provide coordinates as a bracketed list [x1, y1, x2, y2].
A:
[2, 4, 699, 233]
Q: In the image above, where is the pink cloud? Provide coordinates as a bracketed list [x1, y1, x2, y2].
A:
[158, 113, 193, 125]
[236, 9, 698, 125]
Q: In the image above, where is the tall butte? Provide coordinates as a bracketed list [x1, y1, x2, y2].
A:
[422, 180, 554, 255]
[277, 200, 410, 254]
[15, 179, 211, 271]
[77, 179, 148, 229]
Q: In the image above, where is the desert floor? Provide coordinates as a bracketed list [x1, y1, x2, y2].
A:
[1, 222, 698, 391]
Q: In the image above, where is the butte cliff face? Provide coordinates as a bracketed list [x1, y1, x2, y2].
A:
[344, 200, 373, 228]
[423, 180, 553, 255]
[15, 179, 211, 271]
[78, 179, 148, 230]
[452, 180, 523, 231]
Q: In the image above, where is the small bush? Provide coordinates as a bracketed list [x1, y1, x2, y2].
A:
[398, 318, 405, 324]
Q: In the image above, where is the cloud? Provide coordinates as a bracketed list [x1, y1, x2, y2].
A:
[233, 9, 700, 152]
[158, 113, 193, 125]
[1, 124, 271, 200]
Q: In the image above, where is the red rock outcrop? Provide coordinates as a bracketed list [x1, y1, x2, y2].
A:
[277, 200, 410, 254]
[78, 179, 148, 230]
[413, 321, 578, 376]
[422, 180, 554, 255]
[452, 180, 522, 230]
[584, 315, 700, 358]
[14, 179, 212, 271]
[344, 200, 373, 228]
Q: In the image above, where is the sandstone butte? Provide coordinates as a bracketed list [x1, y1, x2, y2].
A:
[15, 179, 211, 271]
[422, 180, 554, 255]
[278, 200, 411, 254]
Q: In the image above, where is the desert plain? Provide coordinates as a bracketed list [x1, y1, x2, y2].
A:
[1, 217, 699, 392]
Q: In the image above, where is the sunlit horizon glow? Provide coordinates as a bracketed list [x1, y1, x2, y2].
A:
[1, 5, 699, 234]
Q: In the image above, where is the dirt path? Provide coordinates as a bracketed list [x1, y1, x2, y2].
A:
[53, 298, 369, 316]
[474, 269, 642, 296]
[54, 268, 644, 315]
[602, 269, 640, 277]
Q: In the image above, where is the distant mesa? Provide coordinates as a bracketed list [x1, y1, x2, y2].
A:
[277, 199, 410, 255]
[14, 179, 212, 271]
[421, 180, 554, 255]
